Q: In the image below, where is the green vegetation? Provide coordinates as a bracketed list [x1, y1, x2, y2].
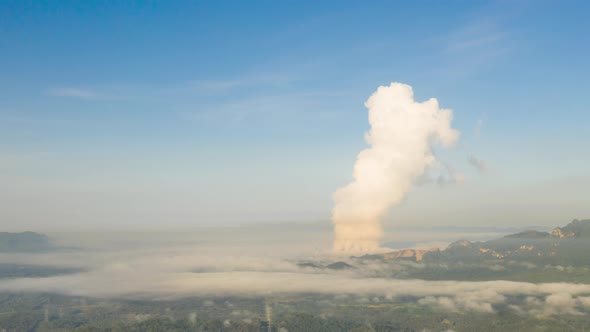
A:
[347, 219, 590, 283]
[553, 219, 590, 238]
[0, 293, 589, 332]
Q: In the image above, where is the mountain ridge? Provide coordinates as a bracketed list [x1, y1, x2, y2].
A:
[0, 231, 54, 252]
[359, 219, 590, 264]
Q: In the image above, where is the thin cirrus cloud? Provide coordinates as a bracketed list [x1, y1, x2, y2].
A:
[444, 18, 509, 57]
[428, 16, 514, 80]
[45, 87, 100, 99]
[185, 72, 297, 95]
[186, 80, 243, 94]
[44, 70, 297, 102]
[44, 86, 130, 101]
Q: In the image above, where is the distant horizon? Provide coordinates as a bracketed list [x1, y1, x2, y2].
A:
[5, 213, 588, 233]
[9, 217, 583, 235]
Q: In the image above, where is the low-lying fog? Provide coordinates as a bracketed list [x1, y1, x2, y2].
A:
[2, 222, 589, 316]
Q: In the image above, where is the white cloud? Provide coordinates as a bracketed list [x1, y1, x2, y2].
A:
[332, 83, 459, 252]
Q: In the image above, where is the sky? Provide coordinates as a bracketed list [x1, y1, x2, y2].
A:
[1, 0, 589, 231]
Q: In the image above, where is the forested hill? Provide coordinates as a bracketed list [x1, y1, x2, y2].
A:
[549, 219, 590, 238]
[353, 219, 590, 266]
[0, 232, 54, 252]
[429, 219, 590, 265]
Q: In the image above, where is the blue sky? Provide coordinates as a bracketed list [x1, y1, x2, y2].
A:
[1, 1, 589, 230]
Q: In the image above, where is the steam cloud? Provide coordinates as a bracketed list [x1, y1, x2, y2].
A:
[332, 83, 459, 252]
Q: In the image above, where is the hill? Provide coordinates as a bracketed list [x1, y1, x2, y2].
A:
[551, 219, 590, 238]
[0, 232, 54, 252]
[360, 219, 590, 264]
[334, 219, 590, 283]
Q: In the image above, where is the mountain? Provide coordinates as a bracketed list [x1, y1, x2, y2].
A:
[504, 230, 551, 239]
[321, 219, 590, 283]
[291, 219, 590, 283]
[0, 232, 54, 252]
[325, 261, 355, 270]
[352, 219, 590, 266]
[550, 219, 590, 238]
[493, 219, 590, 239]
[297, 261, 356, 270]
[430, 219, 590, 264]
[355, 248, 440, 262]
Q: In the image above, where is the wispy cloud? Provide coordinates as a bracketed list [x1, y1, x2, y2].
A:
[181, 89, 348, 126]
[474, 113, 487, 139]
[430, 15, 514, 79]
[44, 70, 299, 102]
[444, 21, 506, 56]
[184, 72, 297, 95]
[416, 161, 464, 187]
[45, 87, 100, 99]
[187, 80, 243, 94]
[44, 86, 132, 101]
[469, 155, 488, 174]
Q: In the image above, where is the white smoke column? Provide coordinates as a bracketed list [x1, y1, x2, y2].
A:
[332, 83, 459, 252]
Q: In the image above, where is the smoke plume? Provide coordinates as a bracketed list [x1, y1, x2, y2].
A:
[332, 83, 459, 252]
